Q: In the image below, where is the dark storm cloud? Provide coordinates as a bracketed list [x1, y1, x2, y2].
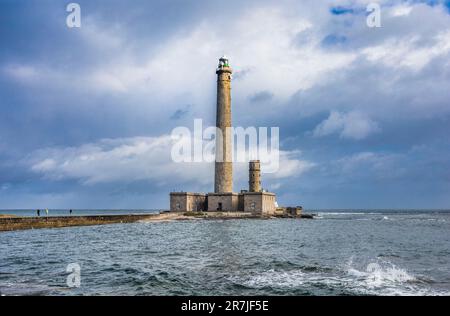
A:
[170, 105, 191, 120]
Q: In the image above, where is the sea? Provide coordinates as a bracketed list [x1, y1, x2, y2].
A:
[0, 209, 449, 296]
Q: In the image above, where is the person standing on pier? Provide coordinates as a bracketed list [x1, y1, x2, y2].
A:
[69, 209, 72, 215]
[37, 209, 40, 217]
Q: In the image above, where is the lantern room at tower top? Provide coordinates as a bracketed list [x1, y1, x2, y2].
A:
[217, 55, 230, 69]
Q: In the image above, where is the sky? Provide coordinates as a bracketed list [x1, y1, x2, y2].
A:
[0, 0, 450, 209]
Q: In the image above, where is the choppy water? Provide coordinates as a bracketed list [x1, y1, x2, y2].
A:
[1, 210, 450, 296]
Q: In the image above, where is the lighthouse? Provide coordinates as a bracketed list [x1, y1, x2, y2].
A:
[169, 56, 277, 215]
[214, 55, 233, 193]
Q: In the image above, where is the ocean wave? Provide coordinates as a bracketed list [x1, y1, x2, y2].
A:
[343, 259, 449, 296]
[346, 262, 416, 287]
[228, 259, 449, 296]
[229, 268, 351, 293]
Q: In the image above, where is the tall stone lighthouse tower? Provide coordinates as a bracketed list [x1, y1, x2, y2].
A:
[214, 56, 233, 193]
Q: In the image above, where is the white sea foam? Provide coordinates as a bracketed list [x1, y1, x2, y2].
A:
[346, 262, 416, 288]
[319, 212, 367, 216]
[343, 258, 450, 296]
[235, 269, 307, 288]
[231, 268, 346, 291]
[229, 262, 449, 296]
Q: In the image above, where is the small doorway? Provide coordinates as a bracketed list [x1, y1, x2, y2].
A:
[217, 203, 223, 211]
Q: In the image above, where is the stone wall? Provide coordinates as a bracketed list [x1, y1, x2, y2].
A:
[243, 192, 276, 215]
[207, 193, 239, 211]
[170, 192, 207, 212]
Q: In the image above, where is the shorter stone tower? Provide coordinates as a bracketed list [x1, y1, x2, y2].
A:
[249, 160, 261, 192]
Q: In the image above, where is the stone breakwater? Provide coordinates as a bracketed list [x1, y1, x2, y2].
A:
[0, 214, 161, 232]
[0, 212, 313, 232]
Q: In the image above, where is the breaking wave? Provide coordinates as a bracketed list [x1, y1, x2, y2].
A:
[228, 258, 449, 296]
[343, 258, 448, 296]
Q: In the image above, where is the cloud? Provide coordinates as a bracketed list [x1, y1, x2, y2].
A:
[313, 111, 380, 140]
[233, 67, 252, 80]
[362, 30, 450, 71]
[3, 64, 39, 81]
[249, 90, 274, 103]
[27, 134, 314, 189]
[326, 144, 450, 183]
[321, 34, 347, 47]
[266, 150, 316, 178]
[333, 152, 401, 177]
[170, 105, 191, 120]
[28, 136, 207, 186]
[390, 5, 413, 17]
[2, 5, 357, 101]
